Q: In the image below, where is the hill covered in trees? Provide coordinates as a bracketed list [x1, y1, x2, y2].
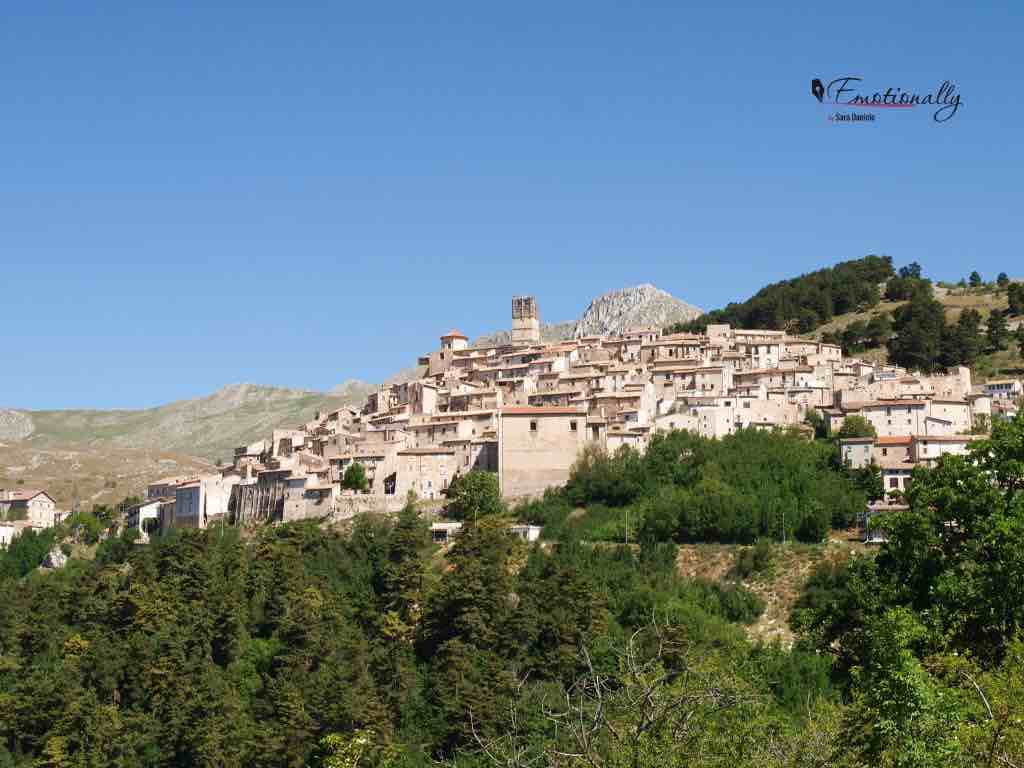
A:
[669, 255, 894, 335]
[673, 256, 1024, 378]
[6, 418, 1024, 767]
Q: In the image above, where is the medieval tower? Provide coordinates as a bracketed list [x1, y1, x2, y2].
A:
[511, 295, 540, 344]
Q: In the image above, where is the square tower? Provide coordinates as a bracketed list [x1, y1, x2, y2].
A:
[511, 295, 540, 344]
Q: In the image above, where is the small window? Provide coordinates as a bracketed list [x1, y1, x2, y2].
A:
[530, 420, 538, 432]
[889, 478, 899, 489]
[570, 420, 577, 432]
[882, 448, 888, 456]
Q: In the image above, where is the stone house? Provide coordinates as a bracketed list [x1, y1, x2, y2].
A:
[0, 489, 60, 529]
[498, 407, 588, 498]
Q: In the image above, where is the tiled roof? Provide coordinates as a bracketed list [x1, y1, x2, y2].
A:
[877, 436, 913, 446]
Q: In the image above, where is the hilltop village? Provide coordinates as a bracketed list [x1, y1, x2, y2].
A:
[91, 294, 1017, 540]
[2, 294, 1020, 546]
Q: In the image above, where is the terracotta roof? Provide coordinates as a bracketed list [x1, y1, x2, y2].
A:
[877, 436, 913, 446]
[441, 329, 468, 339]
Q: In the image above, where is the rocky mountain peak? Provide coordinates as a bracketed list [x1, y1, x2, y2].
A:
[572, 284, 703, 338]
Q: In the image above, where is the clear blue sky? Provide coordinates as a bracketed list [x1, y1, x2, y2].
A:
[2, 1, 1021, 410]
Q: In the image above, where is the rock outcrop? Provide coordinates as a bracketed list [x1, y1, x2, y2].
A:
[572, 284, 703, 338]
[43, 547, 68, 569]
[0, 410, 35, 441]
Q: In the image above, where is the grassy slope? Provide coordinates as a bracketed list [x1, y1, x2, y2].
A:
[16, 383, 374, 463]
[0, 442, 213, 509]
[807, 284, 1023, 380]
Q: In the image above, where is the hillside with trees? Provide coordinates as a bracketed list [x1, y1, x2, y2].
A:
[668, 255, 895, 335]
[674, 257, 1024, 379]
[2, 417, 1024, 766]
[5, 420, 1015, 766]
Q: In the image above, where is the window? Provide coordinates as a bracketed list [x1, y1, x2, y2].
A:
[530, 420, 538, 432]
[882, 448, 888, 456]
[570, 420, 577, 432]
[889, 478, 899, 489]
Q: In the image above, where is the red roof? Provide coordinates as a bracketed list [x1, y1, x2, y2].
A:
[877, 436, 913, 446]
[441, 329, 468, 339]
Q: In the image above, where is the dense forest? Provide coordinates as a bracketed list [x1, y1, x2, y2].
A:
[1, 417, 1023, 767]
[668, 255, 894, 334]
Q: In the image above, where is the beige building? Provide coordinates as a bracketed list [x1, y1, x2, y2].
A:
[498, 407, 588, 498]
[395, 447, 457, 500]
[0, 489, 60, 529]
[166, 474, 240, 530]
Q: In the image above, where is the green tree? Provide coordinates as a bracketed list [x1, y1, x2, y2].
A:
[1016, 324, 1024, 356]
[970, 270, 983, 288]
[842, 608, 962, 767]
[805, 408, 828, 440]
[378, 495, 429, 635]
[795, 411, 1024, 669]
[1009, 283, 1024, 315]
[941, 308, 983, 367]
[836, 415, 877, 440]
[997, 272, 1010, 288]
[444, 471, 503, 521]
[342, 462, 370, 492]
[889, 289, 947, 373]
[987, 311, 1010, 352]
[899, 262, 923, 280]
[866, 312, 893, 348]
[852, 461, 885, 502]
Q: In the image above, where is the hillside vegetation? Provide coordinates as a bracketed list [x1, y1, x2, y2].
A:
[672, 256, 1023, 379]
[3, 415, 1024, 767]
[811, 276, 1023, 378]
[670, 255, 894, 334]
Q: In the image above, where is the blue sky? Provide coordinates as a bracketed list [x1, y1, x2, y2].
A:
[2, 1, 1021, 409]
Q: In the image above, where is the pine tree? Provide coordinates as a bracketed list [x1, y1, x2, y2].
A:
[888, 290, 947, 373]
[941, 308, 983, 367]
[987, 311, 1010, 352]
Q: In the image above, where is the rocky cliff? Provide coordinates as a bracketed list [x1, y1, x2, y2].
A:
[572, 284, 703, 337]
